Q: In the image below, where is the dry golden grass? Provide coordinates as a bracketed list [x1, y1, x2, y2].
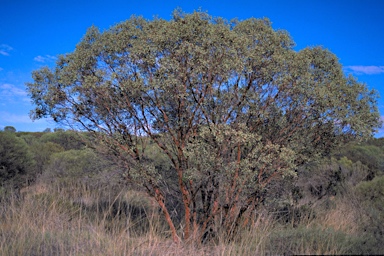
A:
[317, 202, 361, 235]
[0, 181, 369, 255]
[0, 183, 272, 255]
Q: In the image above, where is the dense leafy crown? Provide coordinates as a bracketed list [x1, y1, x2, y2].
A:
[28, 11, 380, 143]
[26, 10, 381, 241]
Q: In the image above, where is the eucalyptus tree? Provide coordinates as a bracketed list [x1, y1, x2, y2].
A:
[26, 10, 381, 242]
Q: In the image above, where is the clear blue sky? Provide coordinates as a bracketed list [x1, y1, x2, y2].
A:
[1, 0, 384, 136]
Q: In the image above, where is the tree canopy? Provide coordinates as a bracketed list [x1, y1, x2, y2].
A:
[4, 126, 16, 133]
[26, 10, 381, 242]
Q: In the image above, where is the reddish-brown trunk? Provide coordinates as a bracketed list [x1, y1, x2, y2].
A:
[199, 195, 220, 241]
[178, 166, 191, 240]
[224, 143, 242, 232]
[154, 188, 180, 243]
[190, 180, 199, 240]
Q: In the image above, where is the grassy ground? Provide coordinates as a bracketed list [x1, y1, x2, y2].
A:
[0, 181, 379, 255]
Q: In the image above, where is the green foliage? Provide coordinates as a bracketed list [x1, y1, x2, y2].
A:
[25, 10, 381, 241]
[39, 130, 85, 150]
[42, 128, 51, 133]
[336, 142, 384, 178]
[295, 160, 345, 203]
[339, 157, 370, 185]
[43, 149, 97, 182]
[31, 141, 64, 173]
[355, 176, 384, 254]
[42, 148, 117, 188]
[4, 126, 16, 132]
[18, 132, 41, 146]
[0, 132, 35, 189]
[357, 176, 384, 207]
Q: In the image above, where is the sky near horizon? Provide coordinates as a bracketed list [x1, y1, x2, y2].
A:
[1, 0, 384, 136]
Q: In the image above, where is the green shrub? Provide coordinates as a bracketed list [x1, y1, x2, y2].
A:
[354, 176, 384, 254]
[0, 132, 36, 190]
[31, 141, 64, 173]
[39, 131, 85, 150]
